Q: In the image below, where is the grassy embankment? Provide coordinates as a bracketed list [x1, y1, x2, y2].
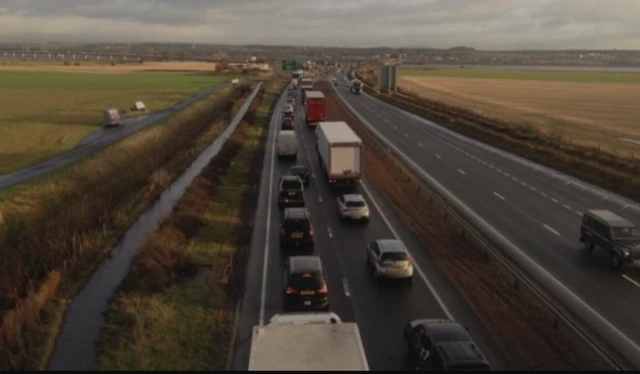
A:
[0, 82, 255, 370]
[358, 67, 640, 203]
[0, 70, 231, 175]
[95, 79, 285, 370]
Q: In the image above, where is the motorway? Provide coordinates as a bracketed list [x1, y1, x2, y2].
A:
[231, 84, 511, 370]
[0, 84, 229, 191]
[333, 72, 640, 356]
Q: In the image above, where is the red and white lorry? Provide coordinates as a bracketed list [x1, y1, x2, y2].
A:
[304, 91, 326, 128]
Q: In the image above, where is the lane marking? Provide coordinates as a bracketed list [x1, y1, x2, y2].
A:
[342, 278, 351, 297]
[493, 192, 505, 200]
[435, 154, 442, 159]
[576, 211, 583, 216]
[530, 187, 537, 191]
[541, 192, 548, 197]
[360, 181, 454, 319]
[393, 125, 397, 130]
[458, 169, 466, 175]
[404, 133, 409, 138]
[418, 143, 423, 147]
[551, 198, 559, 203]
[622, 274, 640, 289]
[318, 195, 323, 203]
[258, 102, 280, 326]
[543, 224, 560, 236]
[327, 227, 333, 238]
[563, 204, 571, 210]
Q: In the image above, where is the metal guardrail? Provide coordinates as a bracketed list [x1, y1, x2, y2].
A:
[332, 71, 638, 370]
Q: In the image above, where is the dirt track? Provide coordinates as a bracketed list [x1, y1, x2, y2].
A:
[317, 81, 610, 371]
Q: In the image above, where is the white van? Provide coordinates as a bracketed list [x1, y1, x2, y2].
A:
[277, 130, 297, 160]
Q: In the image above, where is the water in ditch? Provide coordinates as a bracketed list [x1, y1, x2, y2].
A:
[47, 83, 262, 371]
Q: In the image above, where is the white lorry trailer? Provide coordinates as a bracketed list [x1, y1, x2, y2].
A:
[315, 121, 363, 187]
[248, 312, 369, 371]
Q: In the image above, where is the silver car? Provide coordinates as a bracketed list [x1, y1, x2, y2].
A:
[337, 194, 370, 221]
[366, 239, 414, 282]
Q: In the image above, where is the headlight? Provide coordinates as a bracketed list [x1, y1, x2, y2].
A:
[624, 250, 630, 257]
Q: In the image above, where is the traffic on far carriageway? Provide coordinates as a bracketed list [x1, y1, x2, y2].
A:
[0, 68, 244, 190]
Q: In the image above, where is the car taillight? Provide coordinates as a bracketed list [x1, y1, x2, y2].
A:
[343, 207, 348, 212]
[280, 228, 285, 236]
[309, 226, 314, 236]
[317, 285, 328, 294]
[286, 286, 298, 294]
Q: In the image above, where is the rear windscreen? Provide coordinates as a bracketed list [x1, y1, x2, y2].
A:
[381, 252, 409, 262]
[282, 180, 302, 189]
[288, 272, 325, 290]
[285, 218, 310, 231]
[346, 201, 365, 208]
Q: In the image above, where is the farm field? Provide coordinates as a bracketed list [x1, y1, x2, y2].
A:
[398, 68, 640, 157]
[0, 69, 229, 175]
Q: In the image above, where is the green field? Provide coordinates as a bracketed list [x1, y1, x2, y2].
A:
[399, 68, 640, 84]
[0, 71, 228, 175]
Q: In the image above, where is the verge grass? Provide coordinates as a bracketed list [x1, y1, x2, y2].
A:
[399, 67, 640, 84]
[0, 70, 229, 175]
[0, 83, 254, 370]
[95, 79, 285, 370]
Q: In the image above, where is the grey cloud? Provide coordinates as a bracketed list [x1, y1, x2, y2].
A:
[0, 0, 638, 49]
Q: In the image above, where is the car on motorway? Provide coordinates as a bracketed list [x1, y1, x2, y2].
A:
[366, 239, 413, 283]
[403, 319, 492, 371]
[281, 117, 294, 130]
[284, 104, 294, 113]
[276, 130, 297, 160]
[283, 256, 329, 312]
[337, 194, 370, 221]
[278, 175, 305, 208]
[280, 207, 315, 253]
[286, 98, 296, 108]
[580, 209, 640, 269]
[289, 164, 310, 187]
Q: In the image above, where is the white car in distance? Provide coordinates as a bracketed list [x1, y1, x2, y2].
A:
[337, 194, 370, 222]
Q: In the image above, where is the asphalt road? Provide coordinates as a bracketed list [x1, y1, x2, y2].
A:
[0, 84, 229, 191]
[333, 72, 640, 357]
[231, 86, 511, 370]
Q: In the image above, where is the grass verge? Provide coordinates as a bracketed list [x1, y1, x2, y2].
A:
[356, 68, 640, 204]
[0, 83, 255, 370]
[94, 80, 285, 370]
[318, 81, 611, 370]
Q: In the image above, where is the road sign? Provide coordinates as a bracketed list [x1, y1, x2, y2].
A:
[281, 59, 298, 71]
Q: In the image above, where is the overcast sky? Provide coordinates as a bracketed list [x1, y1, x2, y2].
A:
[0, 0, 638, 50]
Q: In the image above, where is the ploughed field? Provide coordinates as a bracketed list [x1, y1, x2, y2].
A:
[0, 69, 229, 174]
[397, 68, 640, 158]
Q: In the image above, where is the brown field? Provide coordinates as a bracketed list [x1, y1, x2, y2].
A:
[399, 76, 640, 157]
[0, 61, 219, 74]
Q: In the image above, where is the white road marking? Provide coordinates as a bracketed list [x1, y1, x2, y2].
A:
[327, 227, 333, 238]
[458, 169, 466, 175]
[622, 274, 640, 289]
[360, 181, 454, 319]
[504, 172, 511, 177]
[551, 198, 559, 203]
[404, 133, 409, 138]
[259, 105, 279, 327]
[418, 143, 423, 147]
[318, 195, 323, 202]
[393, 125, 397, 129]
[435, 154, 442, 159]
[543, 224, 561, 236]
[563, 204, 571, 210]
[342, 278, 351, 297]
[623, 205, 629, 211]
[541, 192, 548, 197]
[493, 192, 505, 200]
[576, 211, 583, 216]
[530, 187, 537, 191]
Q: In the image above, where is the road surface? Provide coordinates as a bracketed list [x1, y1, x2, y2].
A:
[0, 84, 229, 191]
[333, 72, 640, 357]
[230, 86, 511, 370]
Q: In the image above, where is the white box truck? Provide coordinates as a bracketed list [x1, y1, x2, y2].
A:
[248, 312, 369, 371]
[315, 121, 363, 187]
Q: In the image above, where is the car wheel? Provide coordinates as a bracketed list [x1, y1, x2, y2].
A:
[404, 338, 411, 358]
[611, 252, 623, 270]
[583, 237, 595, 252]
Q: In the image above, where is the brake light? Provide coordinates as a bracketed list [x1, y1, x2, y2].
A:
[317, 285, 328, 294]
[280, 228, 285, 236]
[286, 286, 298, 294]
[309, 226, 314, 236]
[343, 207, 348, 212]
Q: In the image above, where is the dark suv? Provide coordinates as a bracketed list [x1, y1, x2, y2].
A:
[278, 175, 305, 208]
[281, 117, 294, 130]
[403, 319, 492, 371]
[280, 207, 314, 252]
[288, 164, 310, 187]
[580, 209, 640, 269]
[283, 256, 329, 312]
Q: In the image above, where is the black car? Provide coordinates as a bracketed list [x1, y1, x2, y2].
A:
[579, 209, 640, 269]
[278, 175, 305, 208]
[280, 207, 314, 252]
[289, 164, 310, 186]
[283, 256, 329, 311]
[281, 117, 294, 130]
[403, 319, 492, 371]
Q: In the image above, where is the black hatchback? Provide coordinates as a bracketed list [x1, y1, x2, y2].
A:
[281, 117, 294, 130]
[289, 164, 310, 187]
[278, 175, 305, 208]
[280, 207, 314, 253]
[283, 256, 329, 312]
